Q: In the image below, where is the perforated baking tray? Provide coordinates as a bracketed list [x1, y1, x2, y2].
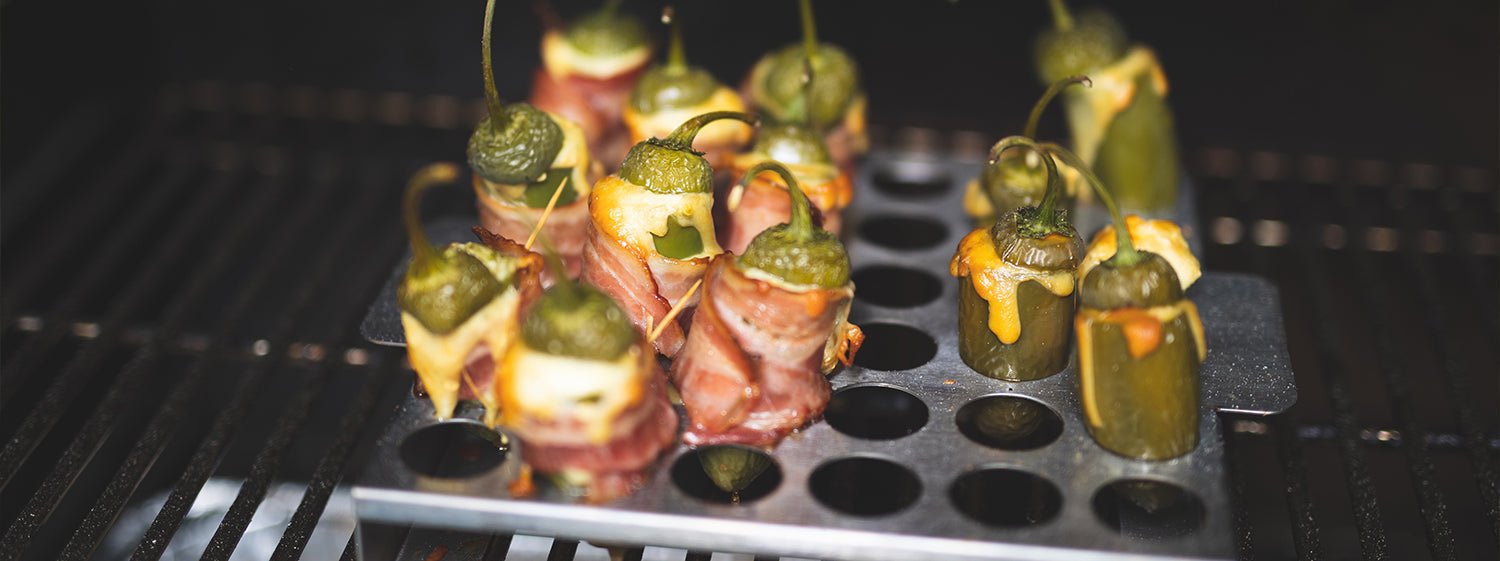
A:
[356, 150, 1297, 561]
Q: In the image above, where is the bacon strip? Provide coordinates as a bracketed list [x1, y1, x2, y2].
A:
[722, 170, 847, 255]
[529, 66, 643, 170]
[671, 257, 860, 447]
[475, 179, 592, 282]
[580, 221, 700, 357]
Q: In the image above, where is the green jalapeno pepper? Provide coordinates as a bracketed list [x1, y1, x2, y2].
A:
[563, 0, 649, 58]
[735, 161, 849, 288]
[953, 137, 1083, 382]
[522, 276, 637, 361]
[749, 122, 833, 167]
[747, 0, 859, 131]
[468, 0, 566, 190]
[397, 163, 511, 334]
[1035, 0, 1180, 212]
[614, 111, 755, 259]
[972, 76, 1088, 224]
[629, 7, 719, 114]
[1073, 150, 1202, 460]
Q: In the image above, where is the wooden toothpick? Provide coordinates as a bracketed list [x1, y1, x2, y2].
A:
[525, 175, 570, 250]
[648, 279, 703, 343]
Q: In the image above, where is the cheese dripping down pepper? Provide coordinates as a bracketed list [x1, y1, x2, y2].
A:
[1069, 144, 1205, 460]
[950, 136, 1084, 382]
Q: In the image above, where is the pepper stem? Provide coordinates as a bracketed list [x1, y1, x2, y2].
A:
[800, 0, 819, 64]
[1024, 75, 1091, 140]
[402, 162, 464, 276]
[662, 6, 686, 71]
[1048, 0, 1074, 32]
[482, 0, 508, 134]
[1043, 142, 1139, 263]
[662, 111, 757, 151]
[739, 161, 814, 242]
[988, 135, 1063, 236]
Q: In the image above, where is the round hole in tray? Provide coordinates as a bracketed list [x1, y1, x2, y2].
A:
[949, 467, 1062, 527]
[672, 445, 782, 504]
[398, 422, 507, 478]
[852, 323, 936, 371]
[809, 456, 921, 516]
[1092, 479, 1205, 539]
[851, 266, 943, 308]
[954, 394, 1064, 451]
[825, 385, 928, 439]
[858, 215, 948, 250]
[871, 162, 951, 198]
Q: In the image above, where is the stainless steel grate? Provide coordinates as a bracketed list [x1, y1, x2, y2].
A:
[1, 83, 1495, 560]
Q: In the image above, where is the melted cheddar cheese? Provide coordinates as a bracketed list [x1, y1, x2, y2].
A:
[728, 158, 849, 215]
[950, 228, 1076, 345]
[540, 29, 653, 80]
[623, 87, 753, 148]
[401, 287, 523, 426]
[1066, 46, 1169, 167]
[496, 343, 650, 445]
[1076, 301, 1205, 427]
[1077, 215, 1201, 290]
[589, 175, 721, 260]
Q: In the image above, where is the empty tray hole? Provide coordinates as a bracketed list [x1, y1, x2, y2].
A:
[1092, 479, 1205, 539]
[672, 446, 782, 504]
[871, 163, 951, 198]
[852, 323, 936, 371]
[399, 422, 507, 478]
[852, 266, 942, 308]
[826, 385, 928, 439]
[955, 395, 1064, 451]
[858, 215, 948, 250]
[809, 456, 921, 516]
[950, 468, 1062, 527]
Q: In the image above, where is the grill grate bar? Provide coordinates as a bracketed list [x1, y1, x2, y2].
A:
[1292, 214, 1390, 559]
[0, 149, 230, 490]
[132, 155, 381, 560]
[201, 159, 403, 560]
[482, 533, 515, 561]
[1223, 418, 1256, 560]
[1351, 214, 1456, 560]
[1274, 413, 1322, 560]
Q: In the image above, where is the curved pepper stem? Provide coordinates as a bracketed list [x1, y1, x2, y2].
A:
[1048, 0, 1075, 32]
[481, 0, 508, 134]
[403, 163, 464, 277]
[739, 160, 814, 242]
[800, 0, 819, 66]
[662, 6, 686, 72]
[987, 136, 1063, 238]
[1024, 75, 1091, 140]
[661, 110, 757, 151]
[1043, 142, 1140, 264]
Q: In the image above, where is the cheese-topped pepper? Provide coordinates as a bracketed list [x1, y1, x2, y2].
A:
[950, 137, 1084, 382]
[1036, 0, 1180, 213]
[623, 8, 752, 158]
[964, 76, 1087, 226]
[1073, 154, 1205, 460]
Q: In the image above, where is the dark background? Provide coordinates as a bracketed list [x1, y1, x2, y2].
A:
[5, 0, 1497, 169]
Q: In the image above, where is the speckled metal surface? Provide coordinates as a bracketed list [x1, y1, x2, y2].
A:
[356, 150, 1297, 561]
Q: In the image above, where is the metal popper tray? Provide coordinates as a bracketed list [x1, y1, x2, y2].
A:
[357, 149, 1297, 561]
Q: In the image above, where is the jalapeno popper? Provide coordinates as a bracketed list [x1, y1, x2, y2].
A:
[723, 117, 852, 253]
[495, 277, 678, 503]
[742, 0, 867, 177]
[623, 8, 752, 177]
[1035, 0, 1180, 213]
[951, 137, 1084, 381]
[398, 163, 544, 427]
[580, 111, 756, 358]
[672, 162, 863, 447]
[963, 77, 1086, 226]
[529, 0, 654, 168]
[1071, 154, 1204, 460]
[471, 0, 598, 280]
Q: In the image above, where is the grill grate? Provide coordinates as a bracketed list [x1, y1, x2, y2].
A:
[0, 83, 1495, 561]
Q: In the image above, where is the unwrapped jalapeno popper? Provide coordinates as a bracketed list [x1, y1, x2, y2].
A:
[963, 77, 1086, 227]
[471, 0, 599, 280]
[580, 111, 756, 358]
[623, 7, 752, 181]
[672, 161, 863, 448]
[398, 163, 544, 428]
[1035, 0, 1181, 213]
[741, 0, 866, 178]
[494, 273, 679, 503]
[529, 0, 654, 168]
[1068, 147, 1204, 460]
[951, 137, 1084, 382]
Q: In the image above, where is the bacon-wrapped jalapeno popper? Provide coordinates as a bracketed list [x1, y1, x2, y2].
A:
[580, 111, 756, 358]
[495, 277, 678, 503]
[672, 161, 863, 448]
[722, 114, 852, 254]
[398, 163, 544, 427]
